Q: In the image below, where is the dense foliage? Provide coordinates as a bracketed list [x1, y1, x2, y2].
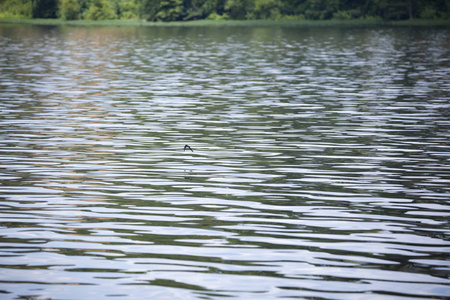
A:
[1, 0, 449, 21]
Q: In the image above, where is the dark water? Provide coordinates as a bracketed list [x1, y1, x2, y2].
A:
[0, 23, 449, 299]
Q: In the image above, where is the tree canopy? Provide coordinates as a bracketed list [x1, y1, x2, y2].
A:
[1, 0, 449, 21]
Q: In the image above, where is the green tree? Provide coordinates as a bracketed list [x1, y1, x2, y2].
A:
[279, 0, 306, 16]
[364, 0, 412, 20]
[2, 0, 449, 21]
[116, 0, 140, 19]
[31, 0, 58, 18]
[416, 0, 450, 19]
[184, 0, 225, 20]
[224, 0, 253, 19]
[85, 0, 117, 20]
[59, 0, 81, 20]
[254, 0, 281, 19]
[155, 0, 183, 21]
[140, 0, 161, 20]
[0, 0, 33, 18]
[303, 0, 339, 20]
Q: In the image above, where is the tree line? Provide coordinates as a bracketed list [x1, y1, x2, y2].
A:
[1, 0, 449, 21]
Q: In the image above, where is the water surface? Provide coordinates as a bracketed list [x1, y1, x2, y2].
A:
[0, 23, 449, 299]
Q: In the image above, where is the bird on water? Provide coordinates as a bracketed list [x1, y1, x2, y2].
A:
[184, 144, 193, 152]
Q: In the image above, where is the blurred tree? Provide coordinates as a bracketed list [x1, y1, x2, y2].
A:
[365, 0, 410, 20]
[416, 0, 450, 19]
[155, 0, 183, 21]
[0, 0, 33, 18]
[31, 0, 58, 18]
[182, 0, 225, 20]
[1, 0, 449, 21]
[280, 0, 306, 16]
[140, 0, 161, 20]
[59, 0, 81, 20]
[117, 0, 140, 19]
[303, 0, 338, 20]
[224, 0, 253, 19]
[85, 0, 117, 20]
[254, 0, 281, 19]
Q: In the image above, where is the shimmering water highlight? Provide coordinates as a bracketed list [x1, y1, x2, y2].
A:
[0, 24, 449, 299]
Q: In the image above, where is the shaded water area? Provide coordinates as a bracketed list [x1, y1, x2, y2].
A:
[0, 23, 449, 299]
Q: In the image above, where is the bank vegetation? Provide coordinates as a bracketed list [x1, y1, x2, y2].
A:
[1, 0, 449, 22]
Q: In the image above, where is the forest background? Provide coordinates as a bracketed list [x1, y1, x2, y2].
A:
[0, 0, 449, 22]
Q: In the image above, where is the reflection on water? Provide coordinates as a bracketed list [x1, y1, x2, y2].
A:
[0, 23, 449, 299]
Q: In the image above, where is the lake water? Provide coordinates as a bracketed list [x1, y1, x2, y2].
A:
[0, 22, 449, 299]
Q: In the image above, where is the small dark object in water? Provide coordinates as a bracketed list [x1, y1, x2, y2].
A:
[184, 144, 193, 152]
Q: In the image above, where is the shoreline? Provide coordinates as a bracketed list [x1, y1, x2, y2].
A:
[1, 18, 450, 27]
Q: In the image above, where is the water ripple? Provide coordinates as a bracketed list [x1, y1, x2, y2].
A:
[0, 24, 449, 299]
